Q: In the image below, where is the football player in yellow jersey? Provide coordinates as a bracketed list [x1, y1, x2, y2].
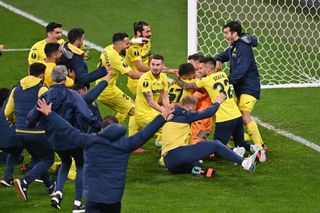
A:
[42, 43, 74, 88]
[28, 22, 64, 65]
[162, 95, 264, 175]
[176, 57, 266, 161]
[97, 33, 144, 137]
[135, 55, 170, 147]
[168, 63, 196, 104]
[126, 21, 152, 96]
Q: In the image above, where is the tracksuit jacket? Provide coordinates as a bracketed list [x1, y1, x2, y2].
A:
[81, 80, 108, 132]
[0, 103, 21, 148]
[215, 34, 261, 99]
[58, 42, 106, 84]
[27, 84, 96, 150]
[4, 76, 47, 135]
[45, 111, 166, 203]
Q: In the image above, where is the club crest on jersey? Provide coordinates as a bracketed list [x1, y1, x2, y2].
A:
[143, 81, 149, 87]
[232, 48, 237, 58]
[123, 62, 129, 68]
[134, 50, 139, 56]
[31, 53, 37, 59]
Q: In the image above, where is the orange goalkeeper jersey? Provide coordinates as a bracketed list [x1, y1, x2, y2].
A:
[191, 88, 213, 144]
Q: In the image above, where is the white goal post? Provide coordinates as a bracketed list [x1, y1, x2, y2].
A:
[188, 0, 320, 89]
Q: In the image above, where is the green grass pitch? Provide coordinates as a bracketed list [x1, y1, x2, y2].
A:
[0, 0, 319, 212]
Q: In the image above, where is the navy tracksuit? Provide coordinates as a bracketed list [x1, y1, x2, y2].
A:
[45, 111, 166, 212]
[163, 105, 243, 174]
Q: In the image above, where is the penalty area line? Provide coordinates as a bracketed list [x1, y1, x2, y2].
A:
[253, 116, 320, 153]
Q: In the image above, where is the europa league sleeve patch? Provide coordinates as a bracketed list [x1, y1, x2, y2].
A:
[143, 81, 149, 87]
[123, 62, 129, 68]
[134, 50, 139, 57]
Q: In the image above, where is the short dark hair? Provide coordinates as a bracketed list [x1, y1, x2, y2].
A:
[29, 63, 46, 77]
[151, 54, 164, 62]
[102, 115, 119, 128]
[182, 95, 198, 106]
[112, 32, 129, 43]
[224, 21, 242, 36]
[46, 22, 62, 33]
[133, 21, 149, 36]
[44, 43, 60, 58]
[67, 28, 84, 44]
[188, 53, 205, 62]
[202, 56, 216, 67]
[179, 63, 195, 76]
[0, 88, 10, 108]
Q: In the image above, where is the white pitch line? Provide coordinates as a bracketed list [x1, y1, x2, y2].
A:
[253, 116, 320, 153]
[2, 47, 94, 52]
[3, 48, 30, 52]
[1, 0, 319, 154]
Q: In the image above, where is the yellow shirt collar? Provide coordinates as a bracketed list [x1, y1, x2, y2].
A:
[67, 43, 84, 56]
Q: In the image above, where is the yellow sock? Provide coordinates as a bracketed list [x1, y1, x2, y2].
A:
[128, 116, 139, 136]
[67, 160, 76, 180]
[246, 120, 264, 148]
[116, 112, 128, 124]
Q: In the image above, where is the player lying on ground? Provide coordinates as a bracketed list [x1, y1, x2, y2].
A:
[161, 95, 264, 176]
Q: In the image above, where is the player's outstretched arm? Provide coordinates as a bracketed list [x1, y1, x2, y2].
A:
[175, 78, 198, 90]
[36, 98, 94, 147]
[126, 70, 144, 79]
[186, 93, 226, 122]
[82, 70, 112, 103]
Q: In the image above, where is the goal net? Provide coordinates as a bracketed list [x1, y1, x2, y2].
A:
[188, 0, 320, 88]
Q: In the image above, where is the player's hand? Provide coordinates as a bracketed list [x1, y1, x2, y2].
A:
[215, 93, 226, 104]
[161, 103, 175, 121]
[131, 37, 150, 44]
[36, 99, 52, 116]
[0, 45, 4, 51]
[215, 61, 222, 72]
[105, 66, 113, 81]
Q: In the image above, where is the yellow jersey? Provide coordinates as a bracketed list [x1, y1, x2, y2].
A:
[161, 121, 192, 155]
[195, 71, 241, 122]
[28, 39, 64, 65]
[42, 61, 74, 88]
[97, 44, 131, 86]
[135, 71, 168, 117]
[125, 39, 151, 72]
[168, 79, 196, 103]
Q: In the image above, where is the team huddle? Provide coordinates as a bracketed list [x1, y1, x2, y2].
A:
[0, 20, 267, 213]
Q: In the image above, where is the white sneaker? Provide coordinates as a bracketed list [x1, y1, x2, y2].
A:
[242, 150, 262, 172]
[155, 140, 162, 147]
[233, 146, 246, 158]
[250, 144, 260, 153]
[250, 145, 266, 163]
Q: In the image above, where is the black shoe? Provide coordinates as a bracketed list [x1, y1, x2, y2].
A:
[72, 204, 85, 213]
[0, 178, 13, 187]
[51, 193, 62, 210]
[47, 181, 56, 196]
[13, 178, 28, 202]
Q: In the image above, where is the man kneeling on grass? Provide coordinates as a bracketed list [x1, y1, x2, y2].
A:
[35, 98, 174, 213]
[161, 95, 264, 176]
